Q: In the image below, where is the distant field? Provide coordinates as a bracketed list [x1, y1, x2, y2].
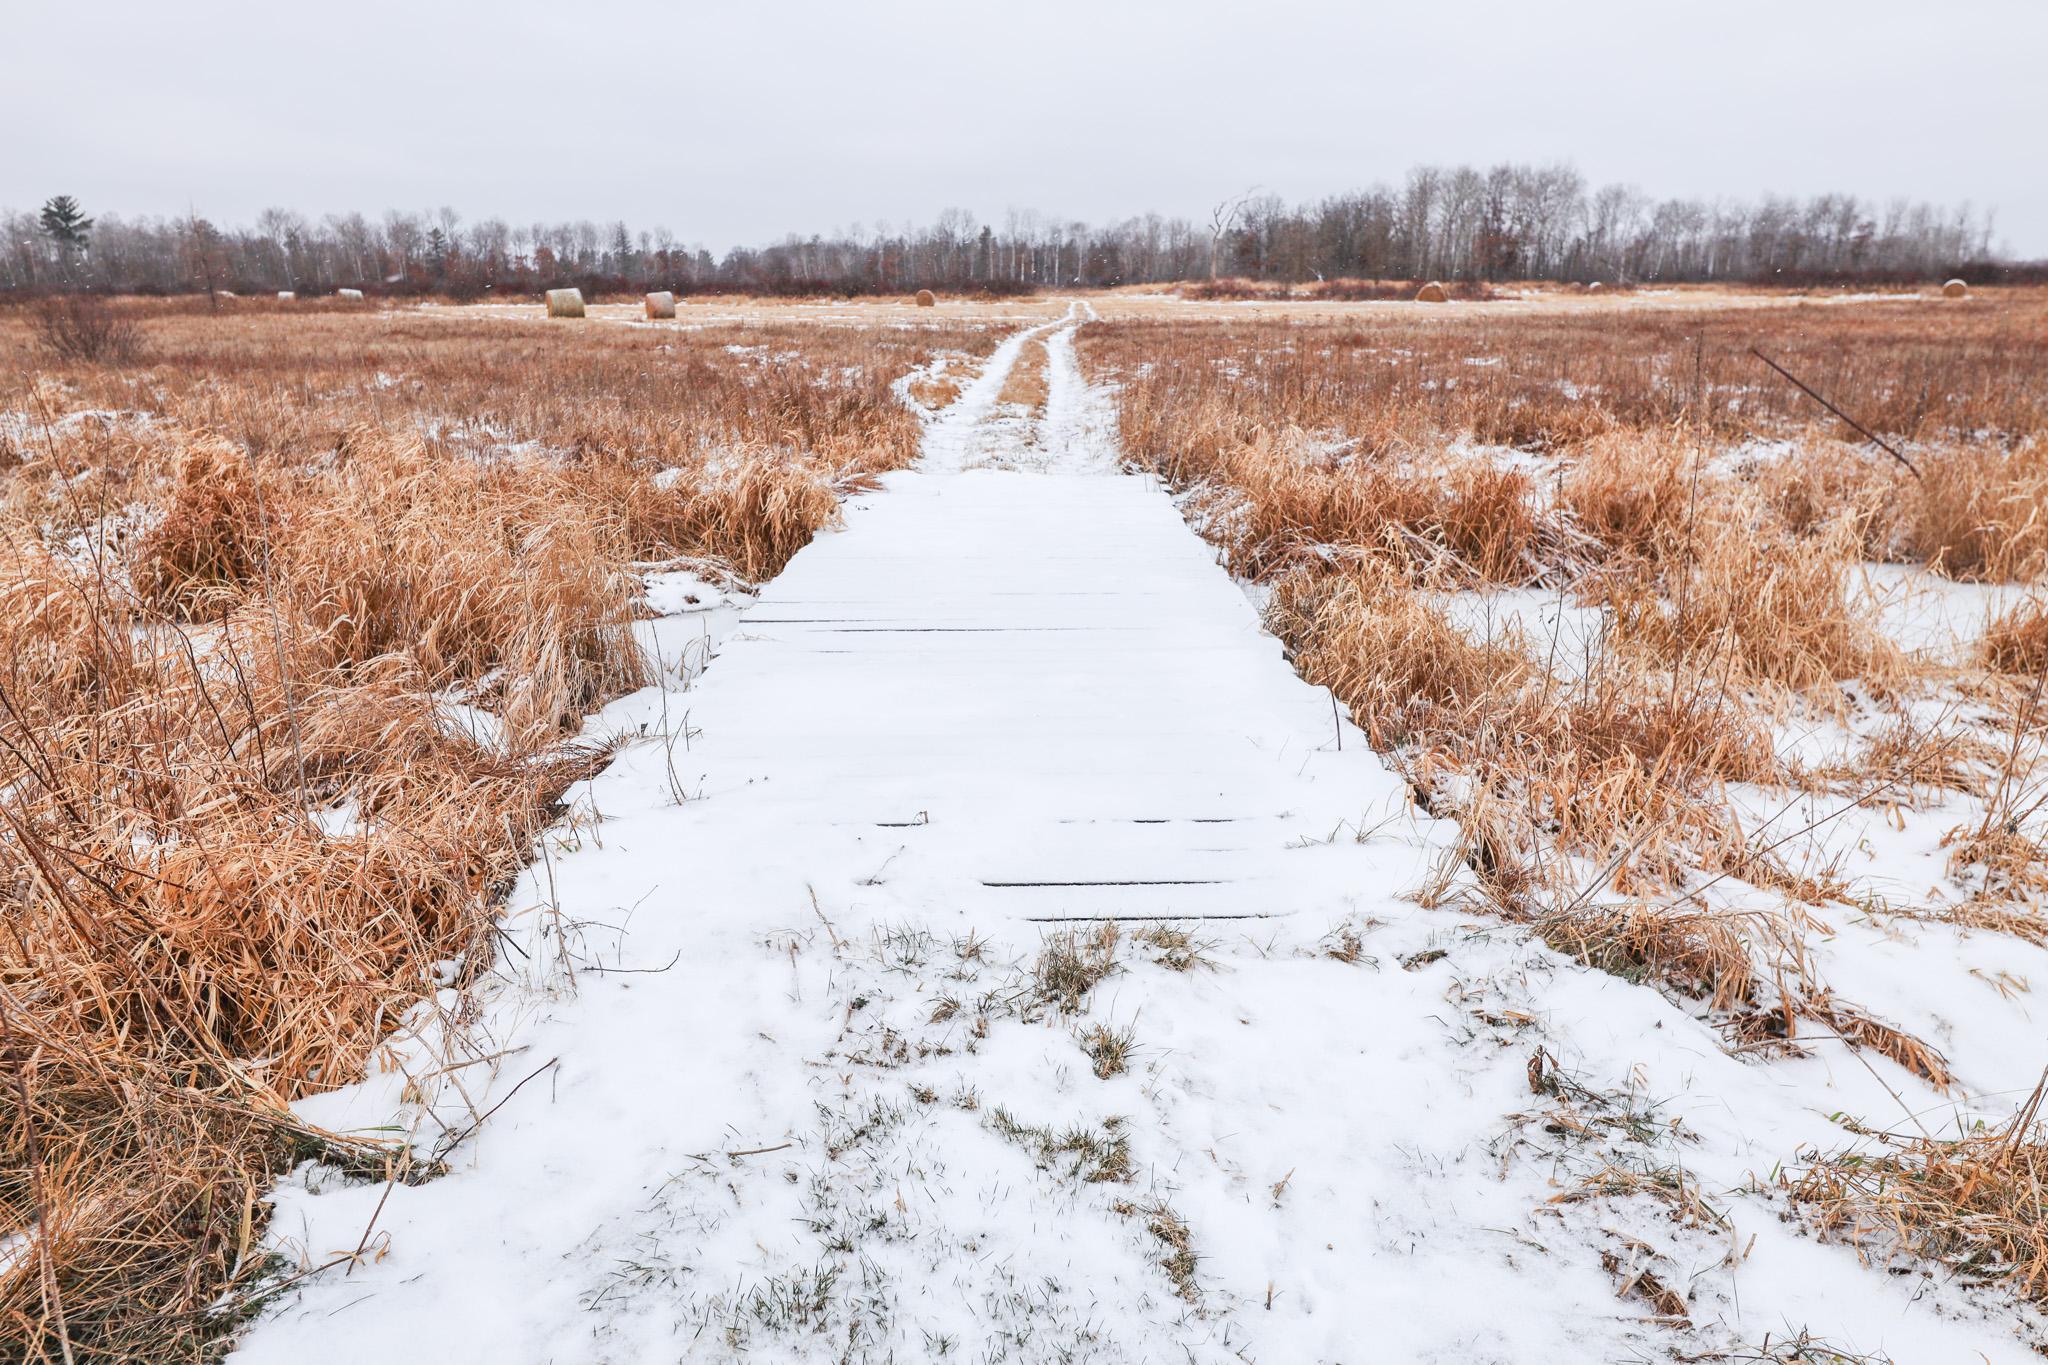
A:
[428, 279, 2016, 326]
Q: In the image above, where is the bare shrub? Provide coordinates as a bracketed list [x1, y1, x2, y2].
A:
[32, 295, 143, 364]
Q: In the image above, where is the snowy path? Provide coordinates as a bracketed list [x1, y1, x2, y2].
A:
[240, 318, 2042, 1364]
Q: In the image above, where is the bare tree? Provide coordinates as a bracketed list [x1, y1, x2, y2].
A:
[1208, 186, 1261, 280]
[0, 166, 2018, 297]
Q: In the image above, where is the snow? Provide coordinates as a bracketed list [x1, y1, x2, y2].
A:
[309, 797, 366, 839]
[0, 406, 155, 450]
[635, 566, 754, 690]
[0, 1229, 32, 1281]
[1860, 562, 2026, 660]
[235, 314, 2047, 1364]
[432, 697, 507, 753]
[1433, 585, 1610, 680]
[1430, 561, 2022, 686]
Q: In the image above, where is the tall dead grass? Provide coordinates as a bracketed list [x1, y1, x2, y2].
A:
[1100, 291, 2048, 459]
[1153, 424, 1573, 585]
[1592, 508, 1910, 695]
[1984, 596, 2048, 675]
[1085, 300, 2022, 1074]
[0, 521, 598, 1355]
[0, 300, 994, 1359]
[1268, 564, 1778, 900]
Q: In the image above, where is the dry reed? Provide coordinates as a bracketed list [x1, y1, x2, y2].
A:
[0, 298, 1000, 1358]
[1081, 294, 2044, 1074]
[1793, 1076, 2048, 1306]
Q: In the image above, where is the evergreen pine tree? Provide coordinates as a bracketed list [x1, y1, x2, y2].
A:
[39, 195, 94, 279]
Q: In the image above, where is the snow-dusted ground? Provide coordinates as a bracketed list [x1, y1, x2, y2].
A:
[1861, 562, 2028, 661]
[237, 318, 2045, 1364]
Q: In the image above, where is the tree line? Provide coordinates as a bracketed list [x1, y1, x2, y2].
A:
[2, 163, 2023, 300]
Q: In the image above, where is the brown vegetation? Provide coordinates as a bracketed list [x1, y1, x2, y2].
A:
[1084, 287, 2048, 1073]
[1984, 596, 2048, 675]
[0, 299, 999, 1358]
[1793, 1078, 2048, 1307]
[32, 296, 143, 365]
[1178, 277, 1499, 304]
[997, 337, 1050, 416]
[12, 283, 2048, 1353]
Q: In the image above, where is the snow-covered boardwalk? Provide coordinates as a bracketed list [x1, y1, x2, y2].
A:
[239, 315, 2039, 1365]
[700, 470, 1430, 924]
[237, 310, 1455, 1361]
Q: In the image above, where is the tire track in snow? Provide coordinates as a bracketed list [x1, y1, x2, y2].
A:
[918, 304, 1105, 474]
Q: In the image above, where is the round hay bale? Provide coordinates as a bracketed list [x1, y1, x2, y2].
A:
[915, 289, 937, 308]
[337, 288, 365, 301]
[1415, 281, 1449, 303]
[1942, 278, 1969, 299]
[1586, 280, 1604, 292]
[546, 288, 587, 319]
[644, 291, 677, 320]
[277, 291, 296, 301]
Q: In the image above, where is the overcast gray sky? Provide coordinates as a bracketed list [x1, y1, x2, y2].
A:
[9, 0, 2046, 255]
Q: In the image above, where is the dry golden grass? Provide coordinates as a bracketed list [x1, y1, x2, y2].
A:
[1904, 441, 2048, 580]
[1085, 290, 2048, 1083]
[906, 375, 963, 411]
[1138, 422, 1573, 584]
[1793, 1078, 2048, 1306]
[1558, 430, 1693, 561]
[1263, 554, 1945, 1067]
[1095, 288, 2048, 453]
[1984, 595, 2048, 675]
[996, 337, 1049, 416]
[1599, 506, 1911, 696]
[0, 299, 1000, 1359]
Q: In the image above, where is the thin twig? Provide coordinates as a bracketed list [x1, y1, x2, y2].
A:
[431, 1056, 559, 1161]
[1750, 348, 1922, 480]
[1, 999, 76, 1365]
